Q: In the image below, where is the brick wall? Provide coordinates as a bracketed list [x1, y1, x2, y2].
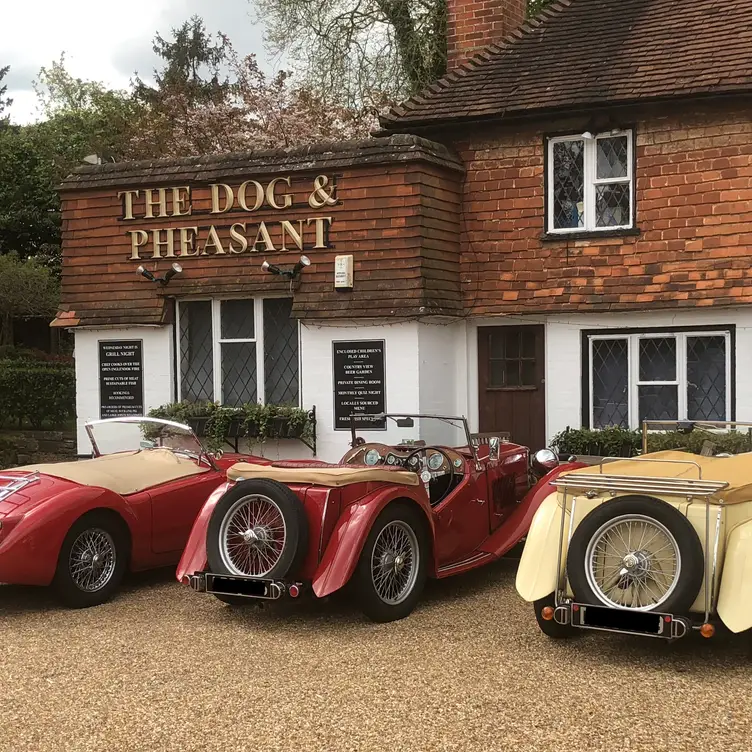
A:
[0, 429, 77, 469]
[446, 0, 527, 67]
[455, 101, 752, 315]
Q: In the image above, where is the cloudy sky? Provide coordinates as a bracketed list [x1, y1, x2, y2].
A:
[1, 0, 273, 124]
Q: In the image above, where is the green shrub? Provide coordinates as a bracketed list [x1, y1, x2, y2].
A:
[0, 359, 75, 428]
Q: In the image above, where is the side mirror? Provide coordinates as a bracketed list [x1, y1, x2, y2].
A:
[396, 417, 414, 428]
[488, 436, 500, 461]
[531, 448, 559, 478]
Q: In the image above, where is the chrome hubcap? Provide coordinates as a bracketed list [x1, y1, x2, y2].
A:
[371, 520, 419, 606]
[585, 514, 680, 611]
[69, 529, 117, 592]
[219, 495, 286, 577]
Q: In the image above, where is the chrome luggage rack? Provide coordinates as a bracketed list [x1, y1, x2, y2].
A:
[0, 472, 41, 502]
[551, 457, 730, 628]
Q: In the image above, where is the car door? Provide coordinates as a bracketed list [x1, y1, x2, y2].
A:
[432, 465, 491, 567]
[149, 471, 223, 555]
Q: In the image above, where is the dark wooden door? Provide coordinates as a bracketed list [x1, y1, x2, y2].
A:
[478, 325, 546, 450]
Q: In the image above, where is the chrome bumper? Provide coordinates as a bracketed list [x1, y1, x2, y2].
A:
[185, 571, 289, 601]
[555, 602, 691, 640]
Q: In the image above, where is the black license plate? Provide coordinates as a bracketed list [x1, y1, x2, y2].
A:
[206, 574, 277, 599]
[577, 604, 665, 636]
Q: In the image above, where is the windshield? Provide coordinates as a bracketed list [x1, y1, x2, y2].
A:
[86, 418, 206, 460]
[354, 414, 471, 450]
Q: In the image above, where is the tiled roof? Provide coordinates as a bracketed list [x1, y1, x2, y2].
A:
[381, 0, 752, 129]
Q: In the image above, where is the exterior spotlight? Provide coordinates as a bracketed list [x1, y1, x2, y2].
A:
[162, 262, 183, 286]
[137, 266, 156, 282]
[261, 260, 282, 275]
[292, 255, 311, 276]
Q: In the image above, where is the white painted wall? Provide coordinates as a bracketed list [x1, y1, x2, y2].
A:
[544, 307, 752, 443]
[74, 326, 175, 454]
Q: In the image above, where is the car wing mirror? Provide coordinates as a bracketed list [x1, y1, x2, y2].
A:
[396, 418, 414, 428]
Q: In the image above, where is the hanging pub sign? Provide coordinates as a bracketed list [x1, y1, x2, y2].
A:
[333, 340, 386, 430]
[99, 340, 144, 419]
[119, 174, 338, 260]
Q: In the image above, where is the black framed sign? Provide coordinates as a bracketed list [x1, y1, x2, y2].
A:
[99, 340, 144, 419]
[333, 340, 386, 430]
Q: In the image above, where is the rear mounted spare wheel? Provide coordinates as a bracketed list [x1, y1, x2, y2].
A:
[566, 495, 704, 614]
[206, 479, 309, 597]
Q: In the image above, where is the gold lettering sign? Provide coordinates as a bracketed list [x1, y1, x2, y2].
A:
[121, 175, 338, 260]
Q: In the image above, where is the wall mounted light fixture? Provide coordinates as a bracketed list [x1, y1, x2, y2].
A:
[261, 255, 311, 279]
[136, 262, 183, 286]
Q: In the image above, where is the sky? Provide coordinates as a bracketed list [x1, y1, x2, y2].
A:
[1, 0, 272, 124]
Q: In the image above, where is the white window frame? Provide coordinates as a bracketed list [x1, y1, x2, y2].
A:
[547, 130, 634, 234]
[176, 297, 301, 406]
[588, 330, 731, 429]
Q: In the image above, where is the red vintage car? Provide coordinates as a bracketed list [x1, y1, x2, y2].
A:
[0, 417, 258, 608]
[178, 414, 583, 622]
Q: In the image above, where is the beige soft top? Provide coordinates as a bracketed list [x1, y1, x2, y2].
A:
[567, 450, 752, 504]
[227, 462, 420, 488]
[15, 448, 208, 496]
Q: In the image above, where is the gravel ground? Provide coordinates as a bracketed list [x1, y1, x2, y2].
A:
[1, 559, 750, 752]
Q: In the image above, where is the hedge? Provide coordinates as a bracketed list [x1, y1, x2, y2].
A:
[0, 359, 76, 428]
[551, 426, 752, 458]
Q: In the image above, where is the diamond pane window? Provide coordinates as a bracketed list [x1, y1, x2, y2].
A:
[264, 298, 299, 404]
[178, 298, 299, 407]
[589, 331, 731, 429]
[548, 131, 633, 233]
[552, 140, 585, 229]
[687, 336, 726, 421]
[180, 301, 213, 401]
[592, 339, 628, 428]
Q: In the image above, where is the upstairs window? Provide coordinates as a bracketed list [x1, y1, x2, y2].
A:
[547, 130, 634, 233]
[178, 298, 299, 406]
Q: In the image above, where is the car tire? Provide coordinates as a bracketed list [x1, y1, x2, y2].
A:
[567, 495, 704, 614]
[206, 479, 308, 583]
[353, 502, 429, 623]
[533, 593, 580, 639]
[53, 511, 129, 608]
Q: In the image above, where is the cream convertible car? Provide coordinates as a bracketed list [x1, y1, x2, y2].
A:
[516, 448, 752, 641]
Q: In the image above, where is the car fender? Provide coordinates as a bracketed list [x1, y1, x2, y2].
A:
[312, 486, 433, 599]
[0, 486, 141, 587]
[176, 482, 230, 583]
[716, 519, 752, 634]
[515, 491, 568, 603]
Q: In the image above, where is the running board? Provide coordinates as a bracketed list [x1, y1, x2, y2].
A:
[437, 551, 495, 577]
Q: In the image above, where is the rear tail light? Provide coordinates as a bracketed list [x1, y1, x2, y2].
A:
[541, 606, 555, 621]
[288, 584, 301, 598]
[700, 623, 715, 638]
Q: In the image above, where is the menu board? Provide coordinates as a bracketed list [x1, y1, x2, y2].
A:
[99, 340, 144, 419]
[333, 340, 386, 430]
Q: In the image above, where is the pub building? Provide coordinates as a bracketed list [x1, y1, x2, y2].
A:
[56, 0, 752, 461]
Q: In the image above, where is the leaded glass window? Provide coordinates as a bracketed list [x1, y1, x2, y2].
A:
[178, 298, 299, 406]
[548, 131, 633, 233]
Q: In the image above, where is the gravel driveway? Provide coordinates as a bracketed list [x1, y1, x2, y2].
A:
[1, 559, 750, 752]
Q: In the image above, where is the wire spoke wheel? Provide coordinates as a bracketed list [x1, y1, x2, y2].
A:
[370, 520, 420, 606]
[219, 494, 287, 577]
[585, 513, 681, 611]
[68, 528, 117, 593]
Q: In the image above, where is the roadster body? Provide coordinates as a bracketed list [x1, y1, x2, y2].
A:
[0, 417, 259, 607]
[517, 445, 752, 641]
[178, 414, 583, 622]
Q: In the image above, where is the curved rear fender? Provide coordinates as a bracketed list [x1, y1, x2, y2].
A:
[0, 486, 140, 587]
[312, 487, 433, 599]
[176, 481, 230, 583]
[515, 492, 567, 603]
[717, 519, 752, 633]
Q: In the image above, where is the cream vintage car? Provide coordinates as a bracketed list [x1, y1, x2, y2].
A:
[516, 434, 752, 641]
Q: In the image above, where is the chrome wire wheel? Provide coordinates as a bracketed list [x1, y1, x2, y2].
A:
[219, 494, 287, 577]
[585, 513, 681, 611]
[68, 528, 117, 593]
[370, 520, 420, 606]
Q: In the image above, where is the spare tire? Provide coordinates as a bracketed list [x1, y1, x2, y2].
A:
[566, 495, 704, 614]
[206, 479, 309, 579]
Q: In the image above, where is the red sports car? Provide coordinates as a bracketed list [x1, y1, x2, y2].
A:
[178, 414, 584, 622]
[0, 417, 259, 608]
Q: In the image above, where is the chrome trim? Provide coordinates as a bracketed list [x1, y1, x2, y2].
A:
[0, 472, 41, 502]
[437, 551, 489, 574]
[553, 605, 570, 625]
[551, 474, 728, 498]
[566, 603, 691, 640]
[186, 573, 206, 592]
[205, 573, 286, 600]
[554, 488, 569, 608]
[596, 456, 704, 478]
[317, 489, 332, 562]
[710, 506, 723, 613]
[567, 497, 577, 547]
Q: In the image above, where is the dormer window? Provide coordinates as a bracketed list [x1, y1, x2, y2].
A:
[547, 130, 634, 233]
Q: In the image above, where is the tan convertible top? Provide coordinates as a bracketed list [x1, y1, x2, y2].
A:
[567, 450, 752, 504]
[15, 448, 208, 496]
[227, 462, 420, 487]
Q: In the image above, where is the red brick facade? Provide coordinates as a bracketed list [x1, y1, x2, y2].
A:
[446, 0, 526, 67]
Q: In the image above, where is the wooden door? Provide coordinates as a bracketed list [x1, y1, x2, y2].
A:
[478, 325, 546, 450]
